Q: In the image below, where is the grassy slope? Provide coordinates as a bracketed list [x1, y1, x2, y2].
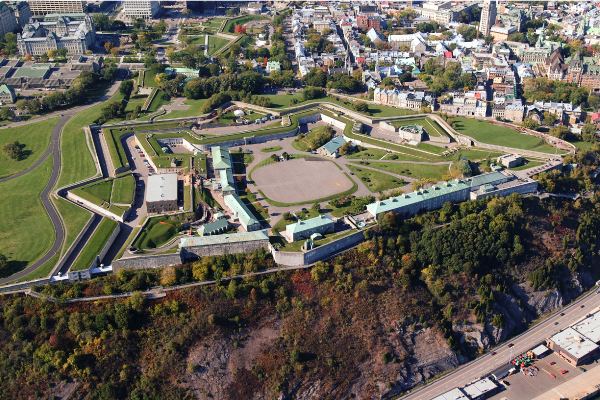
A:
[208, 36, 230, 55]
[53, 197, 92, 253]
[133, 216, 177, 249]
[156, 99, 208, 120]
[292, 125, 327, 152]
[70, 217, 118, 271]
[347, 165, 407, 193]
[112, 174, 135, 204]
[390, 116, 447, 137]
[352, 161, 450, 181]
[81, 179, 113, 203]
[452, 118, 563, 154]
[0, 156, 54, 274]
[0, 118, 60, 179]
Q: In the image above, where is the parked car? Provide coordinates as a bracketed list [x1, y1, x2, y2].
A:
[560, 312, 565, 316]
[580, 367, 586, 372]
[550, 373, 556, 378]
[550, 361, 556, 365]
[561, 370, 568, 374]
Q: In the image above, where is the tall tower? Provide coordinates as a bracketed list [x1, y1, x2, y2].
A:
[479, 0, 497, 38]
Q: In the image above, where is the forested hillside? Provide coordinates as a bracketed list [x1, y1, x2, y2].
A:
[0, 192, 599, 399]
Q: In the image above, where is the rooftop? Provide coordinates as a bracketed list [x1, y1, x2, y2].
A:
[146, 173, 178, 203]
[319, 136, 346, 155]
[462, 378, 497, 399]
[286, 215, 334, 234]
[431, 388, 468, 400]
[549, 327, 599, 360]
[224, 194, 259, 228]
[467, 172, 509, 188]
[219, 169, 235, 192]
[197, 218, 229, 235]
[11, 64, 51, 78]
[366, 180, 470, 216]
[572, 310, 600, 344]
[180, 230, 269, 248]
[211, 146, 232, 170]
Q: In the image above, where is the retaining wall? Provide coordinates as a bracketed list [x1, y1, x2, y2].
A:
[271, 230, 366, 266]
[52, 213, 96, 276]
[67, 192, 129, 222]
[112, 254, 184, 273]
[379, 121, 397, 132]
[229, 101, 281, 116]
[279, 101, 373, 124]
[429, 134, 452, 144]
[192, 127, 299, 151]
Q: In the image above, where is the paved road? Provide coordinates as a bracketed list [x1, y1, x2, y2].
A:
[0, 116, 71, 184]
[0, 115, 72, 284]
[400, 290, 600, 400]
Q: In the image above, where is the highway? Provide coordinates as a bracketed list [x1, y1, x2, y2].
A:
[400, 289, 600, 400]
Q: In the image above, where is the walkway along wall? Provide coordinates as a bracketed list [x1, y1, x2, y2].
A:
[112, 254, 184, 273]
[270, 230, 366, 266]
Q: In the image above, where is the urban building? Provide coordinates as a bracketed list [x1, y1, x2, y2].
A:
[146, 173, 178, 214]
[245, 2, 263, 15]
[184, 1, 217, 15]
[490, 22, 518, 42]
[284, 215, 335, 242]
[27, 1, 86, 17]
[316, 136, 347, 158]
[431, 388, 468, 400]
[17, 14, 96, 56]
[398, 124, 425, 142]
[0, 83, 14, 102]
[479, 0, 497, 37]
[197, 218, 230, 236]
[217, 168, 236, 195]
[470, 176, 538, 200]
[10, 2, 31, 29]
[224, 194, 261, 232]
[180, 230, 270, 258]
[421, 1, 478, 25]
[123, 1, 160, 20]
[526, 101, 574, 124]
[439, 91, 487, 117]
[462, 378, 499, 399]
[0, 2, 17, 37]
[366, 180, 471, 218]
[0, 61, 85, 89]
[373, 88, 436, 110]
[547, 327, 599, 366]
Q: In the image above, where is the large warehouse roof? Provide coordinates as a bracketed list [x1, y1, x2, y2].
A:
[146, 173, 178, 202]
[549, 328, 599, 360]
[211, 146, 232, 170]
[572, 311, 600, 343]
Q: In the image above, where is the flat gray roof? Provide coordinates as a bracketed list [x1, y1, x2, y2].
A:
[572, 310, 600, 344]
[146, 173, 178, 203]
[549, 327, 599, 360]
[180, 230, 269, 248]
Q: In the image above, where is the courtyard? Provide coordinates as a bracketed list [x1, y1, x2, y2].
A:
[252, 157, 353, 204]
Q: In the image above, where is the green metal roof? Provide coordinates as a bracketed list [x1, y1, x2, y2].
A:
[286, 215, 334, 234]
[224, 194, 259, 227]
[366, 180, 470, 216]
[12, 65, 50, 78]
[198, 218, 229, 235]
[211, 146, 232, 170]
[0, 84, 13, 95]
[219, 168, 235, 192]
[467, 172, 508, 188]
[319, 136, 346, 155]
[181, 230, 268, 247]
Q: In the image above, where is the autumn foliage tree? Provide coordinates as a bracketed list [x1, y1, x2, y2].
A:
[234, 25, 246, 34]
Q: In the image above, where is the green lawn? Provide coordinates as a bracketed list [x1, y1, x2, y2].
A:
[156, 99, 208, 120]
[347, 165, 407, 193]
[346, 149, 391, 160]
[567, 140, 595, 150]
[292, 125, 329, 152]
[81, 179, 113, 203]
[260, 146, 282, 153]
[390, 116, 448, 138]
[352, 161, 450, 181]
[125, 93, 148, 113]
[133, 216, 181, 249]
[197, 187, 220, 209]
[144, 70, 157, 88]
[454, 148, 504, 161]
[0, 156, 54, 277]
[452, 118, 563, 154]
[223, 15, 270, 34]
[416, 142, 448, 154]
[111, 174, 135, 204]
[189, 35, 205, 45]
[146, 90, 171, 113]
[270, 208, 321, 235]
[208, 36, 230, 55]
[54, 197, 92, 254]
[70, 217, 119, 271]
[0, 117, 60, 179]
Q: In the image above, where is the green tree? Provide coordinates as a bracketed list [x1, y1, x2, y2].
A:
[0, 107, 15, 120]
[581, 123, 597, 142]
[2, 141, 21, 159]
[0, 253, 7, 272]
[92, 14, 110, 31]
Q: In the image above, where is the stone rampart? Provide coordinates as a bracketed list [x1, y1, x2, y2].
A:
[192, 128, 299, 151]
[52, 213, 96, 276]
[181, 239, 269, 258]
[67, 192, 129, 222]
[271, 230, 366, 266]
[379, 121, 397, 132]
[112, 254, 184, 273]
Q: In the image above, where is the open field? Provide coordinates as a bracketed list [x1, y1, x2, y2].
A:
[143, 70, 157, 88]
[352, 161, 450, 181]
[208, 36, 230, 55]
[111, 174, 135, 204]
[156, 99, 208, 120]
[188, 35, 205, 45]
[347, 165, 407, 193]
[133, 216, 181, 249]
[70, 217, 118, 271]
[452, 118, 564, 154]
[0, 156, 54, 277]
[0, 118, 60, 179]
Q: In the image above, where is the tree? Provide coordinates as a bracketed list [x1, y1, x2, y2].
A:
[311, 202, 320, 213]
[130, 32, 138, 43]
[549, 124, 570, 140]
[521, 117, 540, 130]
[507, 32, 527, 43]
[182, 55, 196, 69]
[104, 42, 114, 52]
[47, 49, 58, 59]
[129, 291, 145, 312]
[110, 47, 120, 57]
[0, 107, 14, 121]
[0, 253, 7, 272]
[58, 47, 68, 57]
[161, 266, 178, 286]
[353, 101, 369, 113]
[92, 14, 110, 31]
[15, 99, 27, 111]
[543, 112, 558, 126]
[581, 123, 597, 143]
[234, 25, 247, 34]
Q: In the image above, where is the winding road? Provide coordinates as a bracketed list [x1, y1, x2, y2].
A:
[0, 115, 71, 284]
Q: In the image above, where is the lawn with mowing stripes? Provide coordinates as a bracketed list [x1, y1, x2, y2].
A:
[111, 174, 135, 204]
[208, 36, 230, 55]
[348, 165, 407, 193]
[452, 118, 564, 154]
[133, 216, 180, 249]
[70, 217, 118, 271]
[0, 156, 54, 277]
[0, 117, 60, 179]
[351, 161, 450, 181]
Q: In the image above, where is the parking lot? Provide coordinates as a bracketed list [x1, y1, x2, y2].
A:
[488, 351, 592, 400]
